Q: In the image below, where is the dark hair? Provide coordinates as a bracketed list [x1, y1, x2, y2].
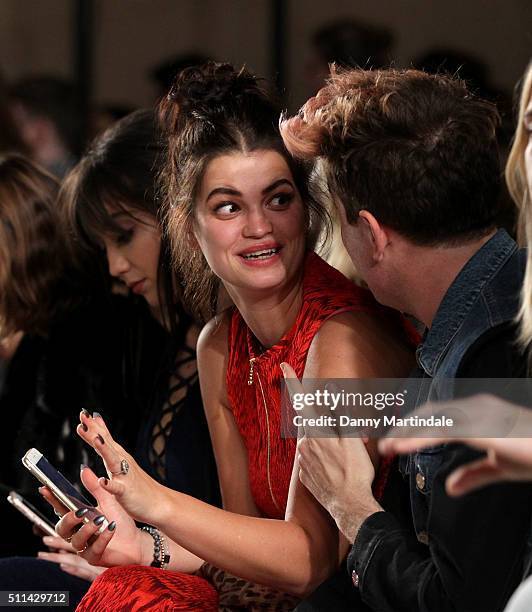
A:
[159, 62, 328, 320]
[0, 154, 65, 336]
[60, 109, 180, 330]
[9, 76, 79, 155]
[281, 67, 502, 246]
[150, 53, 212, 94]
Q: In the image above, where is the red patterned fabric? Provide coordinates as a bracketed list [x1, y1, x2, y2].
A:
[226, 252, 381, 518]
[77, 252, 400, 611]
[77, 565, 218, 611]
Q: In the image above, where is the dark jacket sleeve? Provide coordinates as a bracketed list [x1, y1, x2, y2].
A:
[349, 448, 532, 612]
[347, 323, 532, 612]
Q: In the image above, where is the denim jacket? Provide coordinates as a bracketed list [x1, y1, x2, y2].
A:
[347, 230, 532, 612]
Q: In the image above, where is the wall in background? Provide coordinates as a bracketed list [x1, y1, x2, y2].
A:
[0, 0, 530, 110]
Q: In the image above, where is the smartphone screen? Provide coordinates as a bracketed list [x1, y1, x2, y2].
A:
[33, 454, 93, 509]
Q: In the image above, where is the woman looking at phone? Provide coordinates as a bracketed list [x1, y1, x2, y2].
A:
[0, 111, 219, 605]
[51, 63, 414, 611]
[0, 153, 108, 558]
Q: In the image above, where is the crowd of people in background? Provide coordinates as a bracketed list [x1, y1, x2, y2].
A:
[0, 17, 531, 612]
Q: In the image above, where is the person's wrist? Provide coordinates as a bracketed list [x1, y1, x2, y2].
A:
[331, 488, 382, 542]
[139, 528, 157, 566]
[150, 484, 179, 528]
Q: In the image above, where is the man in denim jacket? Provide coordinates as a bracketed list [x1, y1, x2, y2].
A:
[281, 69, 531, 611]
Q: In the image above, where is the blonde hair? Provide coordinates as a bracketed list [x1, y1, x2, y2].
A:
[505, 62, 532, 349]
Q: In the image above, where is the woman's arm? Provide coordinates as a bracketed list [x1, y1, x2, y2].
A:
[77, 309, 411, 595]
[196, 313, 261, 517]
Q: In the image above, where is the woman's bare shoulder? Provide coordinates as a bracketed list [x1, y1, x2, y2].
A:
[197, 307, 233, 356]
[305, 310, 414, 378]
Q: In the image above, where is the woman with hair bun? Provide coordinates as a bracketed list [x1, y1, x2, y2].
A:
[50, 63, 413, 611]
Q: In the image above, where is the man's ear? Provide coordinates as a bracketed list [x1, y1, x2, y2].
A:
[358, 210, 389, 262]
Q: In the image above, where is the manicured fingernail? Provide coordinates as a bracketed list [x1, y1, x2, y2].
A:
[81, 423, 88, 431]
[38, 487, 45, 495]
[108, 521, 116, 531]
[95, 434, 105, 445]
[94, 515, 106, 526]
[81, 408, 91, 417]
[80, 463, 87, 472]
[75, 507, 89, 518]
[93, 412, 102, 419]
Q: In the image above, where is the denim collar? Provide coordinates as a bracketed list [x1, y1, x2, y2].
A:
[416, 229, 517, 376]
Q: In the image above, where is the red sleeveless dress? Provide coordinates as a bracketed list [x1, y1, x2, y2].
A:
[77, 253, 394, 611]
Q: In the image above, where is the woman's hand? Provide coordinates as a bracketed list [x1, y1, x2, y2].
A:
[40, 466, 148, 568]
[37, 535, 106, 582]
[76, 410, 167, 523]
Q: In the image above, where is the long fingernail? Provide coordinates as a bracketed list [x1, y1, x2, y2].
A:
[94, 515, 106, 526]
[80, 463, 87, 472]
[93, 412, 102, 419]
[75, 507, 89, 518]
[95, 434, 105, 445]
[81, 408, 91, 417]
[108, 521, 116, 531]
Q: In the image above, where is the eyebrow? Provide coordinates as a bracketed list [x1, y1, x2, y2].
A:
[206, 178, 294, 202]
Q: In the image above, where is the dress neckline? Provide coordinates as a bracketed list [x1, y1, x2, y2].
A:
[244, 252, 316, 362]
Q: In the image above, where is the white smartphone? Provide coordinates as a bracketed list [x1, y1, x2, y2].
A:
[22, 448, 106, 528]
[7, 490, 57, 537]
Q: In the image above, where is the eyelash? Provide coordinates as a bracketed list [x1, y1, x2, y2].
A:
[214, 192, 294, 215]
[270, 192, 293, 208]
[115, 228, 134, 245]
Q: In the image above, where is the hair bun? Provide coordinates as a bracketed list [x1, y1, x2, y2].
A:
[168, 62, 266, 120]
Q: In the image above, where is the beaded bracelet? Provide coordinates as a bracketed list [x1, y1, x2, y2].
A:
[141, 525, 170, 569]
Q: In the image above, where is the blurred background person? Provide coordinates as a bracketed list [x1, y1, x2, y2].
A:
[8, 76, 79, 178]
[0, 71, 25, 155]
[305, 19, 394, 95]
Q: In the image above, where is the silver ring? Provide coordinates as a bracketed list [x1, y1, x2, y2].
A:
[76, 544, 88, 554]
[110, 459, 129, 476]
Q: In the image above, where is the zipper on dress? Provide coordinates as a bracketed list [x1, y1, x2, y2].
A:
[254, 369, 281, 513]
[248, 357, 256, 385]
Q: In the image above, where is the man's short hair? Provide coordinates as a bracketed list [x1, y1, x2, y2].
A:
[281, 68, 502, 245]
